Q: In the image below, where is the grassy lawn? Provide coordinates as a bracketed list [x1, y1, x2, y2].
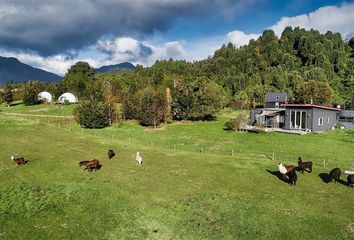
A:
[0, 111, 353, 239]
[0, 101, 75, 116]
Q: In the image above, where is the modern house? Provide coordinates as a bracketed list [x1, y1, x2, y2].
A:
[250, 93, 341, 132]
[339, 110, 354, 130]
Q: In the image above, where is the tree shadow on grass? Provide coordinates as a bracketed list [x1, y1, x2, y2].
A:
[266, 169, 289, 184]
[9, 102, 22, 107]
[319, 173, 348, 186]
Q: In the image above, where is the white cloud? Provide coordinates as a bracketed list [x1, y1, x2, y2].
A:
[269, 3, 354, 37]
[94, 37, 187, 66]
[0, 37, 188, 75]
[2, 3, 354, 76]
[227, 30, 260, 47]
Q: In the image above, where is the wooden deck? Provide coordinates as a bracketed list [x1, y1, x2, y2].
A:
[244, 125, 309, 135]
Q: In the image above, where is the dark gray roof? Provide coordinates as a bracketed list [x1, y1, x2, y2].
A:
[340, 110, 354, 118]
[265, 92, 287, 102]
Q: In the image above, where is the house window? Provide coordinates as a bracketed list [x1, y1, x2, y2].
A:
[327, 117, 330, 123]
[318, 117, 323, 126]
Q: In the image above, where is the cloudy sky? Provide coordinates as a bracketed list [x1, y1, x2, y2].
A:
[0, 0, 353, 75]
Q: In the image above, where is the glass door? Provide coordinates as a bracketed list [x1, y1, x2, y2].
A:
[290, 111, 307, 129]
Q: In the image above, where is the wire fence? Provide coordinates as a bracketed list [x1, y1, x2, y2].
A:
[1, 112, 353, 171]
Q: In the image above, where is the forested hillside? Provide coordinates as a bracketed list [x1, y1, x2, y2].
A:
[97, 27, 354, 112]
[2, 27, 353, 127]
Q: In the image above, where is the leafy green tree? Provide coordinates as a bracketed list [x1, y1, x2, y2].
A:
[64, 61, 95, 98]
[74, 101, 110, 129]
[4, 84, 13, 107]
[22, 81, 44, 106]
[138, 87, 164, 127]
[172, 78, 224, 120]
[297, 80, 333, 105]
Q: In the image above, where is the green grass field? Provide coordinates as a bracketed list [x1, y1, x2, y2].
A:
[0, 102, 75, 116]
[0, 109, 353, 239]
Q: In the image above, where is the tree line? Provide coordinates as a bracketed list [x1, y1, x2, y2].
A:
[1, 27, 353, 128]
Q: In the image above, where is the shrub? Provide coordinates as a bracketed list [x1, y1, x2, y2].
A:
[224, 112, 248, 131]
[74, 100, 110, 129]
[63, 99, 70, 105]
[254, 122, 266, 128]
[172, 78, 224, 120]
[138, 87, 165, 127]
[22, 81, 44, 106]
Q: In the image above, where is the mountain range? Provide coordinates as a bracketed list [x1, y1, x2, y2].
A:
[95, 62, 135, 73]
[0, 56, 135, 85]
[0, 56, 62, 85]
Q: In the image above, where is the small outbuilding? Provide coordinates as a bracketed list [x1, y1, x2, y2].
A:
[250, 92, 341, 132]
[38, 91, 53, 103]
[58, 92, 78, 104]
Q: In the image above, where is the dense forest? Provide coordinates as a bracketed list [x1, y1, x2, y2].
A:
[1, 27, 354, 127]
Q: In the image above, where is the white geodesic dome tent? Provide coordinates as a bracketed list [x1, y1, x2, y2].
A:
[38, 91, 53, 103]
[58, 92, 78, 104]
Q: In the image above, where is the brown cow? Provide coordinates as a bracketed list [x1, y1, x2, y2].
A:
[11, 156, 27, 165]
[79, 159, 100, 172]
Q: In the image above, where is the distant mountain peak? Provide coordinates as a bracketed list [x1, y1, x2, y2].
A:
[0, 56, 62, 85]
[345, 32, 354, 42]
[96, 62, 135, 73]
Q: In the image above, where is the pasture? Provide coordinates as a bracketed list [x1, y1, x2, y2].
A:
[0, 109, 353, 239]
[0, 102, 75, 116]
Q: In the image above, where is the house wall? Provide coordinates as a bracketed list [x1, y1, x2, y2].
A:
[311, 108, 338, 132]
[284, 107, 338, 132]
[284, 108, 312, 131]
[265, 101, 285, 108]
[250, 109, 262, 125]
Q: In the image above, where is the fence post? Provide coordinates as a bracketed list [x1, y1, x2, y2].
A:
[174, 144, 176, 150]
[323, 160, 326, 168]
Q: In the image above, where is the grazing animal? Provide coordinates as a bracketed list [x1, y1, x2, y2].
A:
[287, 168, 298, 186]
[79, 159, 100, 172]
[298, 157, 313, 174]
[347, 175, 354, 187]
[108, 150, 115, 159]
[278, 163, 295, 181]
[136, 152, 143, 166]
[329, 168, 341, 183]
[11, 156, 27, 165]
[279, 163, 294, 174]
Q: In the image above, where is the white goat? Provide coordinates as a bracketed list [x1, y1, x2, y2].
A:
[136, 152, 143, 166]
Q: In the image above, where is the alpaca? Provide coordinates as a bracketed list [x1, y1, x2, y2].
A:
[79, 159, 100, 172]
[108, 149, 115, 159]
[347, 175, 354, 187]
[11, 156, 27, 165]
[329, 168, 341, 183]
[287, 168, 297, 186]
[278, 163, 294, 174]
[278, 163, 294, 181]
[136, 152, 143, 165]
[298, 157, 313, 174]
